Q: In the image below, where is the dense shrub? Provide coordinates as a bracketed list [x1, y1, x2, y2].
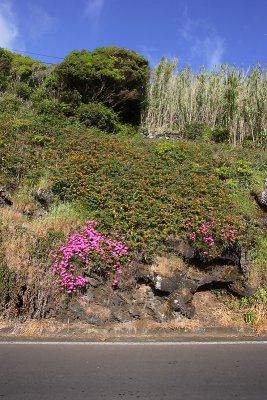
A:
[211, 127, 230, 143]
[0, 48, 13, 90]
[77, 102, 119, 132]
[215, 160, 254, 186]
[30, 134, 51, 147]
[117, 123, 138, 136]
[183, 121, 212, 141]
[0, 93, 22, 112]
[58, 89, 82, 107]
[55, 46, 149, 124]
[12, 81, 33, 100]
[10, 56, 46, 87]
[35, 99, 62, 116]
[49, 131, 252, 259]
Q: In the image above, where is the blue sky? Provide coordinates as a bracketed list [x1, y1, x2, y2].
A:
[0, 0, 266, 69]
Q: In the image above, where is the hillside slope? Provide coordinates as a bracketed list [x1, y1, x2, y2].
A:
[0, 48, 266, 333]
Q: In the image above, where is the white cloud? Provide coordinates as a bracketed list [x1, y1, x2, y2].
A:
[207, 38, 224, 69]
[0, 1, 20, 48]
[177, 8, 225, 69]
[85, 0, 105, 25]
[26, 3, 53, 40]
[0, 1, 52, 51]
[140, 45, 159, 67]
[191, 35, 225, 70]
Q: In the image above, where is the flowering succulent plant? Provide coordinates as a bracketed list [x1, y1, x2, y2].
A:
[52, 221, 129, 294]
[184, 214, 245, 257]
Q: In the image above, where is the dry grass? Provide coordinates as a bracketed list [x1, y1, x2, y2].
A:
[4, 231, 31, 273]
[0, 210, 33, 274]
[193, 292, 246, 327]
[0, 202, 73, 319]
[0, 190, 91, 320]
[111, 319, 159, 335]
[156, 318, 201, 331]
[29, 203, 84, 237]
[0, 195, 86, 304]
[14, 320, 110, 338]
[11, 184, 38, 214]
[1, 201, 84, 238]
[111, 318, 201, 336]
[249, 303, 267, 333]
[0, 207, 26, 225]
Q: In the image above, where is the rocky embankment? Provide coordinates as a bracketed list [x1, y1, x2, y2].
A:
[0, 182, 266, 330]
[51, 238, 255, 325]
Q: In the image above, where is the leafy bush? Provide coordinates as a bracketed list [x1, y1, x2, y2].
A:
[0, 93, 22, 112]
[77, 102, 119, 132]
[215, 160, 254, 186]
[227, 286, 267, 330]
[0, 48, 13, 90]
[249, 234, 267, 284]
[58, 89, 82, 108]
[117, 123, 138, 136]
[183, 121, 212, 141]
[31, 86, 56, 103]
[215, 165, 233, 180]
[236, 160, 254, 177]
[30, 134, 51, 147]
[43, 75, 58, 91]
[154, 141, 188, 162]
[12, 81, 33, 100]
[211, 127, 230, 143]
[59, 102, 77, 117]
[35, 99, 62, 116]
[55, 46, 149, 124]
[11, 118, 33, 132]
[10, 55, 46, 86]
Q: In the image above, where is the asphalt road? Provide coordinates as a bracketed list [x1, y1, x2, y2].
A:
[0, 341, 266, 400]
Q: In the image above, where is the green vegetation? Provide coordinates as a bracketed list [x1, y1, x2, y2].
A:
[226, 287, 267, 331]
[0, 47, 266, 323]
[54, 47, 149, 124]
[143, 58, 267, 146]
[77, 102, 119, 132]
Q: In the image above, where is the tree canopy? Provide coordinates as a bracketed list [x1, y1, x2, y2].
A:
[55, 46, 149, 124]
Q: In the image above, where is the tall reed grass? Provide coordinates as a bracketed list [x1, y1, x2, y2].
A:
[143, 58, 267, 146]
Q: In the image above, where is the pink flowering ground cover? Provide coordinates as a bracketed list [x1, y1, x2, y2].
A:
[184, 215, 246, 257]
[52, 221, 129, 294]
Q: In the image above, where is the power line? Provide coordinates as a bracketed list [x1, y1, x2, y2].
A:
[3, 47, 64, 60]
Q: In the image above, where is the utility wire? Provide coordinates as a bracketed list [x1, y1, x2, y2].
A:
[3, 47, 64, 60]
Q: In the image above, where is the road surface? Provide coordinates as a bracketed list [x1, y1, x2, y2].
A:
[0, 341, 266, 399]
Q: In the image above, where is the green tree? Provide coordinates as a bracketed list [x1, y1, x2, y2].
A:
[55, 46, 149, 124]
[0, 48, 13, 90]
[0, 48, 47, 91]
